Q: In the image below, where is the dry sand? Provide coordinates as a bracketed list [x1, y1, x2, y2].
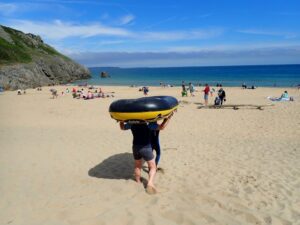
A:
[0, 86, 299, 225]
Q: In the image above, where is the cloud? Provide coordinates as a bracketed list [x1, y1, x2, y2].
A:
[68, 45, 300, 67]
[238, 29, 297, 39]
[140, 29, 223, 41]
[7, 19, 132, 39]
[5, 19, 223, 42]
[119, 14, 135, 25]
[0, 3, 18, 15]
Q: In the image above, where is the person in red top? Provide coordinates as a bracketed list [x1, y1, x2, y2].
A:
[203, 84, 210, 106]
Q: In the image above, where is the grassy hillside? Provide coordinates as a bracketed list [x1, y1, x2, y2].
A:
[0, 25, 70, 65]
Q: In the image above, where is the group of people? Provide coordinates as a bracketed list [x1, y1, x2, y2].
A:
[202, 84, 226, 106]
[181, 81, 195, 97]
[181, 82, 226, 106]
[242, 83, 257, 89]
[48, 86, 114, 99]
[71, 87, 114, 99]
[159, 82, 173, 88]
[17, 89, 26, 95]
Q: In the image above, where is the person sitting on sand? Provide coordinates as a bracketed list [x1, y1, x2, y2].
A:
[80, 90, 86, 99]
[119, 114, 173, 194]
[268, 90, 294, 101]
[281, 91, 289, 99]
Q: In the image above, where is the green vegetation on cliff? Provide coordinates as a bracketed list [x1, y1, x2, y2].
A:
[0, 37, 32, 63]
[0, 25, 90, 90]
[0, 25, 70, 64]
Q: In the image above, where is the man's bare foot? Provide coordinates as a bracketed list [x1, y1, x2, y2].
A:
[146, 185, 157, 195]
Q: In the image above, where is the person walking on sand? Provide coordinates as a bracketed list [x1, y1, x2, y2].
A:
[203, 84, 210, 106]
[119, 114, 173, 194]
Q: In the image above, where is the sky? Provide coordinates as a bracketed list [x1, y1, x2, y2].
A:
[0, 0, 300, 67]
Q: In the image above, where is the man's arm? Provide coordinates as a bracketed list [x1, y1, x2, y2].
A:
[120, 121, 130, 130]
[120, 121, 131, 130]
[119, 121, 125, 130]
[158, 112, 174, 130]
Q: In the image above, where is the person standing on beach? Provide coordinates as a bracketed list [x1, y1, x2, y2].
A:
[119, 114, 173, 194]
[142, 86, 149, 95]
[203, 84, 210, 106]
[181, 81, 187, 97]
[182, 81, 186, 92]
[188, 82, 195, 97]
[217, 85, 226, 105]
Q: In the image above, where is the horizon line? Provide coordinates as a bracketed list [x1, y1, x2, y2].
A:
[87, 63, 300, 69]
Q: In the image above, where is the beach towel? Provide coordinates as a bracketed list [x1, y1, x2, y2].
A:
[267, 96, 293, 102]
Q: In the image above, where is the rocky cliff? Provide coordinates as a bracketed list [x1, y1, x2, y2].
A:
[0, 25, 90, 90]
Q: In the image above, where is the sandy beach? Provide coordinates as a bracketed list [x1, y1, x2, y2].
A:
[0, 85, 299, 225]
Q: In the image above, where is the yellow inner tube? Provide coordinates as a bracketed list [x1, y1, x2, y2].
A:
[110, 106, 177, 121]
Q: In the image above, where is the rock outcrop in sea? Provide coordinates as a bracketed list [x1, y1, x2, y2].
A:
[0, 25, 90, 90]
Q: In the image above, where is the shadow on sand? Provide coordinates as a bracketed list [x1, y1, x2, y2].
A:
[88, 152, 134, 180]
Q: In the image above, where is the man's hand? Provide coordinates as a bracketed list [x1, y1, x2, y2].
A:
[168, 111, 174, 118]
[119, 121, 125, 130]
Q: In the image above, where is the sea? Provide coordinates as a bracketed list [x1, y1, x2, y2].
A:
[74, 64, 300, 87]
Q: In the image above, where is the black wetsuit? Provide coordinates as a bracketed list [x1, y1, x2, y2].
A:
[151, 130, 161, 165]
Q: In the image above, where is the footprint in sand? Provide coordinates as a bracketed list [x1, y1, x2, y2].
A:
[157, 167, 165, 174]
[163, 147, 178, 151]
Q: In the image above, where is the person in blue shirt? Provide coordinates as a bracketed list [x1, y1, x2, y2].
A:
[120, 114, 173, 194]
[281, 91, 289, 99]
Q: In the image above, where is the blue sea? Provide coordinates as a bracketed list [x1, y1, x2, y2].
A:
[75, 64, 300, 87]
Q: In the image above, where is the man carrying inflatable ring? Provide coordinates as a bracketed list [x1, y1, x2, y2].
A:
[110, 96, 178, 194]
[119, 112, 173, 195]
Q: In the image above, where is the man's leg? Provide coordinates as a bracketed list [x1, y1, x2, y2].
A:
[146, 159, 157, 193]
[134, 159, 142, 183]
